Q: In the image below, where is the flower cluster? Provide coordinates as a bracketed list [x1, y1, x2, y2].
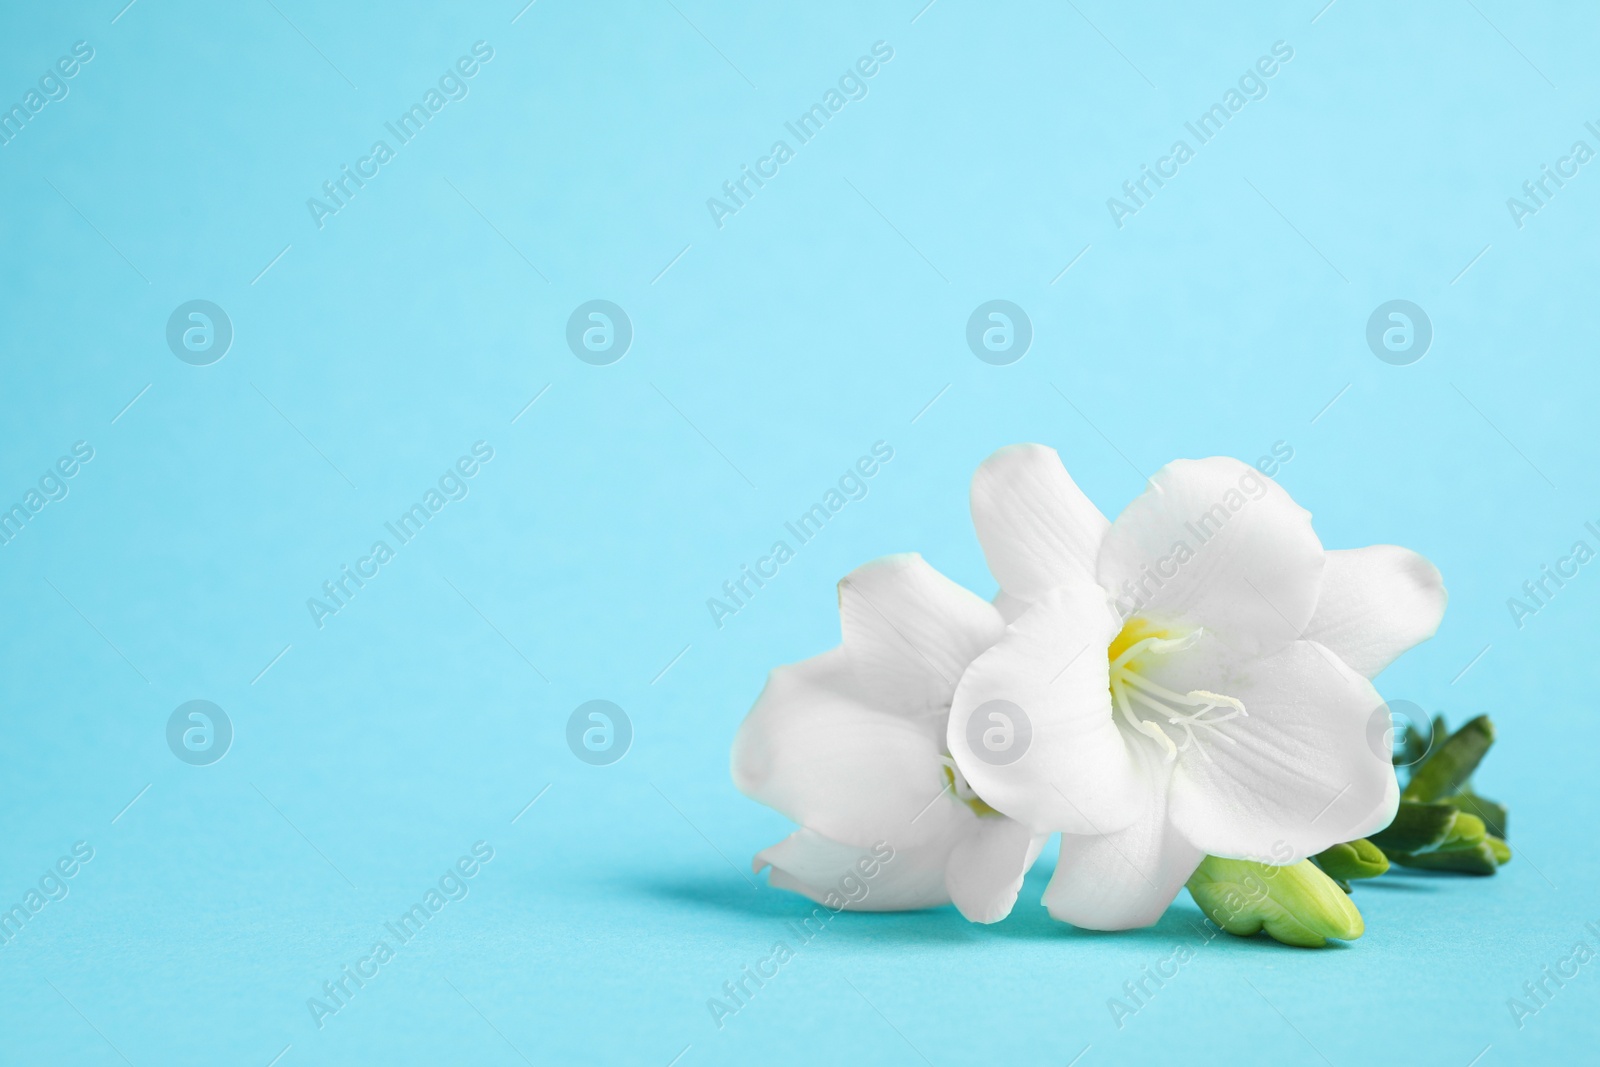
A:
[731, 446, 1456, 943]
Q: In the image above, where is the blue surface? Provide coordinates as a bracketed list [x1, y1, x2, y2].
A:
[2, 1, 1597, 1064]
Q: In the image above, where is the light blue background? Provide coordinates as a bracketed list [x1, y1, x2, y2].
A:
[2, 1, 1596, 1064]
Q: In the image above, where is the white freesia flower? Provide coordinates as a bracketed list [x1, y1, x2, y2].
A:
[947, 445, 1447, 930]
[732, 554, 1047, 923]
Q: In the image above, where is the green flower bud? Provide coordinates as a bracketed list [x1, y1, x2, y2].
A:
[1440, 789, 1508, 840]
[1438, 811, 1488, 850]
[1404, 715, 1495, 803]
[1388, 811, 1502, 875]
[1313, 838, 1390, 882]
[1389, 842, 1498, 875]
[1395, 718, 1433, 768]
[1369, 801, 1459, 854]
[1186, 856, 1364, 948]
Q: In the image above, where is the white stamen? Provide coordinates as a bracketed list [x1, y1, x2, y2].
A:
[1115, 679, 1177, 759]
[1109, 627, 1244, 763]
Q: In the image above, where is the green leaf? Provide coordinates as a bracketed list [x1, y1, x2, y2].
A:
[1403, 715, 1495, 802]
[1440, 788, 1508, 840]
[1487, 836, 1512, 864]
[1313, 838, 1390, 882]
[1368, 801, 1459, 853]
[1185, 856, 1364, 948]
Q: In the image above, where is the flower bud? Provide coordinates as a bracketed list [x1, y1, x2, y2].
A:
[1313, 838, 1389, 883]
[1186, 856, 1364, 948]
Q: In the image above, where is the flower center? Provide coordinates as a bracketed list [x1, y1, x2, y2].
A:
[1107, 618, 1246, 763]
[940, 757, 1001, 817]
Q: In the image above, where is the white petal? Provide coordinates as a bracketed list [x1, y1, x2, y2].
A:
[839, 554, 1004, 716]
[732, 648, 963, 849]
[944, 818, 1047, 924]
[971, 444, 1110, 602]
[948, 579, 1147, 836]
[756, 828, 952, 911]
[1043, 745, 1201, 930]
[1097, 458, 1324, 654]
[1303, 546, 1447, 679]
[1155, 637, 1400, 861]
[992, 589, 1029, 626]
